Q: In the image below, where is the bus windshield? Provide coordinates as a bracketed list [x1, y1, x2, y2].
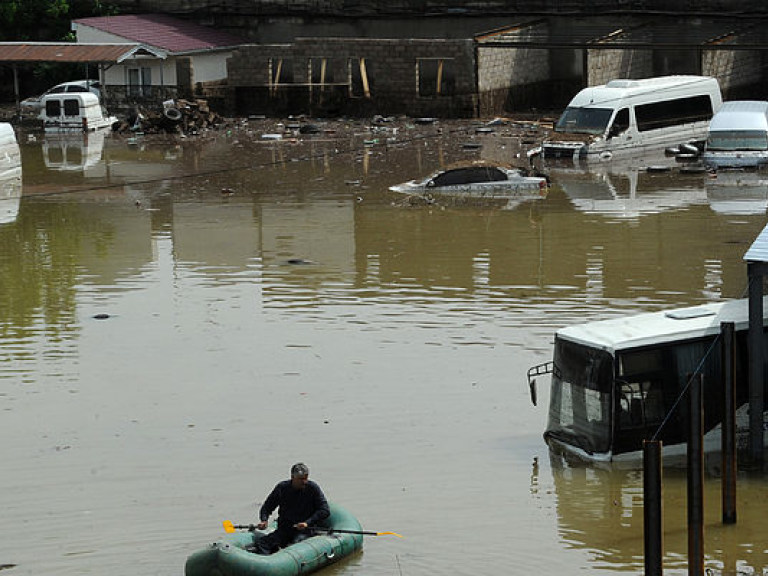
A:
[554, 107, 613, 135]
[706, 130, 768, 151]
[545, 337, 613, 455]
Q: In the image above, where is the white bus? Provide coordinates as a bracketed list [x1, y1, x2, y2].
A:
[527, 297, 768, 464]
[701, 100, 768, 169]
[542, 75, 722, 161]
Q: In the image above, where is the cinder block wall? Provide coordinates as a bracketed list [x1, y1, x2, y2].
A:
[228, 38, 478, 117]
[477, 22, 551, 116]
[702, 49, 764, 98]
[587, 49, 653, 85]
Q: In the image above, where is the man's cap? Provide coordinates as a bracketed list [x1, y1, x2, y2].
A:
[291, 462, 309, 477]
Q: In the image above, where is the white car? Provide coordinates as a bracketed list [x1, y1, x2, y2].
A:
[389, 163, 549, 199]
[21, 80, 102, 113]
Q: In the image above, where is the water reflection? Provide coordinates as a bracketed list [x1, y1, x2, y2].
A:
[706, 171, 768, 216]
[5, 133, 766, 334]
[544, 450, 768, 574]
[3, 128, 768, 575]
[551, 164, 709, 220]
[42, 131, 106, 173]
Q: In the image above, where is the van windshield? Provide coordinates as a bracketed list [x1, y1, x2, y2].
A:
[554, 107, 613, 135]
[545, 337, 613, 455]
[707, 130, 768, 151]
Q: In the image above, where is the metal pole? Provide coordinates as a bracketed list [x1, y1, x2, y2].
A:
[643, 439, 663, 576]
[688, 373, 704, 576]
[720, 322, 737, 524]
[747, 267, 764, 464]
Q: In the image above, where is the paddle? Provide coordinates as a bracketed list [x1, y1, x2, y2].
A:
[308, 526, 404, 538]
[223, 521, 261, 533]
[222, 520, 402, 538]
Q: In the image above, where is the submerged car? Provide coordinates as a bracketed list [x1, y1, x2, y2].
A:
[21, 80, 102, 113]
[389, 163, 548, 205]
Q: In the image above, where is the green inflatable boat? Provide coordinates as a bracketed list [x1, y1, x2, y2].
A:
[185, 503, 363, 576]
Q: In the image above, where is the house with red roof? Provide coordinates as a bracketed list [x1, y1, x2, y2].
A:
[72, 13, 247, 103]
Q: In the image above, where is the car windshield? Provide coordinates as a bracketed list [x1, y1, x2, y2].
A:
[555, 107, 613, 135]
[431, 166, 507, 187]
[707, 130, 768, 151]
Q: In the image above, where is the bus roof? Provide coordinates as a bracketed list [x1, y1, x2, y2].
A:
[556, 297, 768, 354]
[567, 75, 719, 109]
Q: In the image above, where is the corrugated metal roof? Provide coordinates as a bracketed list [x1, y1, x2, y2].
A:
[0, 42, 142, 62]
[73, 14, 247, 54]
[744, 223, 768, 263]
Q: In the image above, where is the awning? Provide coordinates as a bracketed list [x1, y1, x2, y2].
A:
[0, 42, 165, 63]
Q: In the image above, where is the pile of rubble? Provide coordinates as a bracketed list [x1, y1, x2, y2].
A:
[113, 99, 227, 135]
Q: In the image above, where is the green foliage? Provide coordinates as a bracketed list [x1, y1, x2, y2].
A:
[0, 0, 119, 41]
[0, 0, 70, 41]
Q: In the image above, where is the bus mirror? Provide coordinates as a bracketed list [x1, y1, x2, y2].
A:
[529, 379, 538, 406]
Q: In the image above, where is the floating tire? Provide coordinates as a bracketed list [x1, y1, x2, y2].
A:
[163, 107, 182, 123]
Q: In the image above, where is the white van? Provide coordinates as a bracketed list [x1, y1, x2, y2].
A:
[701, 100, 768, 169]
[542, 75, 722, 161]
[39, 92, 117, 132]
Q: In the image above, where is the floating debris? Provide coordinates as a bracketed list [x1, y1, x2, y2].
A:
[285, 258, 316, 265]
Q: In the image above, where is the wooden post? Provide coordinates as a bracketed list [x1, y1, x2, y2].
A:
[360, 58, 370, 99]
[721, 321, 737, 524]
[747, 267, 764, 464]
[688, 373, 704, 576]
[643, 439, 663, 576]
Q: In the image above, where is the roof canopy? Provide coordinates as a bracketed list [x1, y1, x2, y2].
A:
[0, 42, 165, 63]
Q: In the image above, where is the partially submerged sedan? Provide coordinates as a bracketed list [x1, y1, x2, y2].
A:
[389, 163, 548, 207]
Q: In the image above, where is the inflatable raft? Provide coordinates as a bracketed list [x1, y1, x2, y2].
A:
[185, 503, 363, 576]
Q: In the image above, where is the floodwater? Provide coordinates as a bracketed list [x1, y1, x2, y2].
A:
[1, 120, 767, 576]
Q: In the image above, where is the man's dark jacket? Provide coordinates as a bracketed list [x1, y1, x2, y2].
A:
[259, 480, 330, 529]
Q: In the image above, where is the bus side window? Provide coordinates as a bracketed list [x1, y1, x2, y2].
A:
[608, 108, 630, 138]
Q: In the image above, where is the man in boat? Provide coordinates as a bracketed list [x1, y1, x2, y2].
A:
[253, 462, 330, 554]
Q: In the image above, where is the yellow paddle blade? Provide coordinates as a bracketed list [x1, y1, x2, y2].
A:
[378, 531, 404, 538]
[223, 520, 236, 533]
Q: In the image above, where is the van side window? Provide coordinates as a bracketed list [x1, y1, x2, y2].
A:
[609, 108, 629, 136]
[635, 95, 713, 132]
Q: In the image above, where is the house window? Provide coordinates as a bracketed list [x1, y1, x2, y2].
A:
[128, 67, 152, 97]
[349, 58, 372, 98]
[417, 59, 455, 97]
[309, 58, 334, 85]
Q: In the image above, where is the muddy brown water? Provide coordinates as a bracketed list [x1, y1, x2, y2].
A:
[1, 120, 767, 576]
